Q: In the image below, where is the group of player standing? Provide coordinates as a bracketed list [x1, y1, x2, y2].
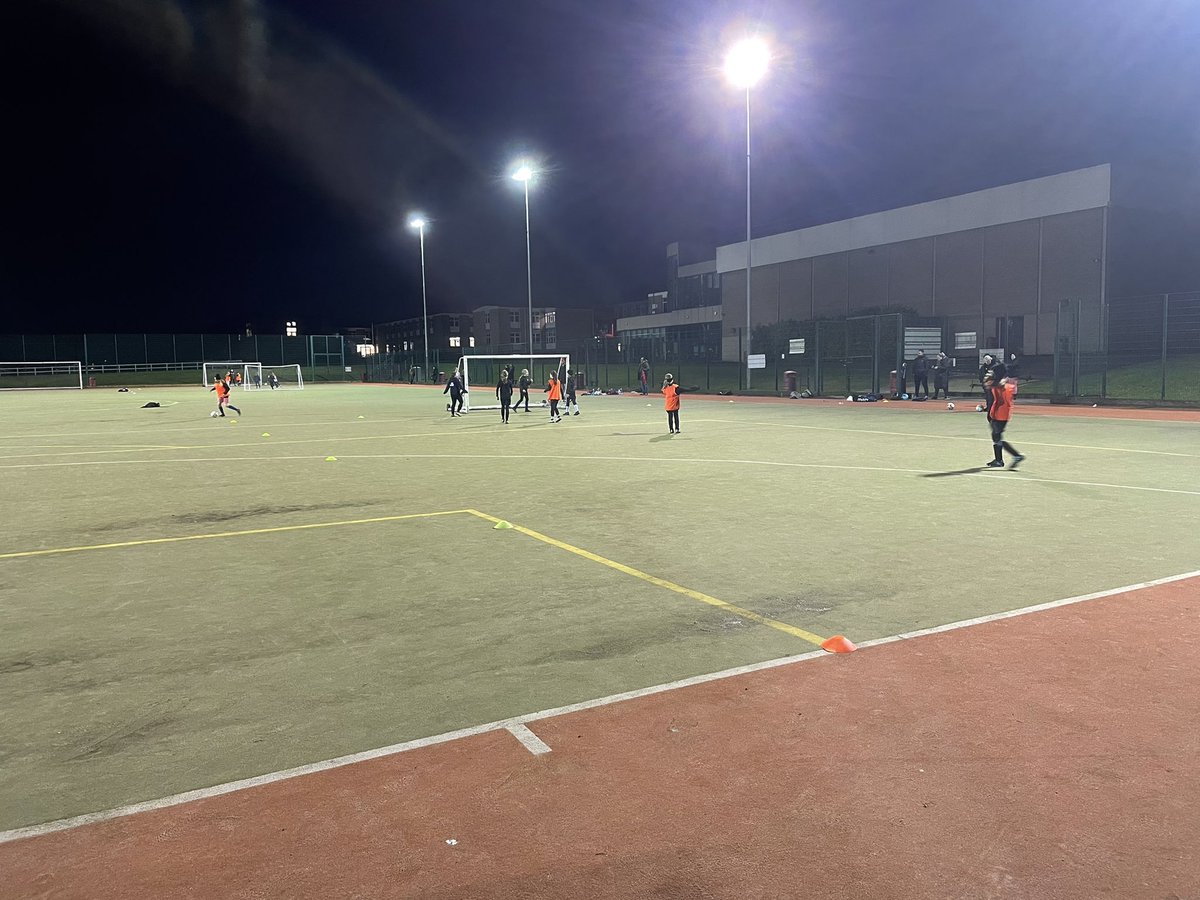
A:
[440, 357, 683, 434]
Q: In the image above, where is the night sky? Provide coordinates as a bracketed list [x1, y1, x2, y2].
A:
[4, 0, 1200, 336]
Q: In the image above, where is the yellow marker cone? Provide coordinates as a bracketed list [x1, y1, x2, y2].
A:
[493, 520, 513, 530]
[357, 415, 365, 419]
[262, 432, 270, 437]
[325, 456, 337, 461]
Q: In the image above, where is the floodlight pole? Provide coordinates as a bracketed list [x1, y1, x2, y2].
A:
[522, 176, 534, 375]
[744, 85, 753, 391]
[417, 222, 430, 383]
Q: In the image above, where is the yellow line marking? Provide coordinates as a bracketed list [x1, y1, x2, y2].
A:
[463, 508, 828, 647]
[0, 510, 469, 560]
[1, 503, 831, 647]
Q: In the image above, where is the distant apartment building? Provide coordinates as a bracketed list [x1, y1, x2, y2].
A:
[472, 305, 595, 354]
[373, 313, 474, 359]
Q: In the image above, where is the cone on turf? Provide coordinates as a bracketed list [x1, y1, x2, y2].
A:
[325, 456, 337, 461]
[820, 635, 857, 653]
[493, 520, 513, 530]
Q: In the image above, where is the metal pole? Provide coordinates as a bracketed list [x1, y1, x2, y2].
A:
[523, 178, 534, 375]
[419, 224, 430, 385]
[744, 85, 753, 391]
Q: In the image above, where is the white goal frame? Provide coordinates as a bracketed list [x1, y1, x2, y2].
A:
[262, 364, 305, 390]
[201, 361, 244, 386]
[241, 363, 265, 389]
[0, 361, 83, 390]
[460, 354, 569, 411]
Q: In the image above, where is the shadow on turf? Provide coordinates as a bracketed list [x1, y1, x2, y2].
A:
[919, 466, 989, 478]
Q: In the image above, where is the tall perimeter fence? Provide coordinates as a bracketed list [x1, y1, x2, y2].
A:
[0, 333, 363, 386]
[4, 294, 1197, 402]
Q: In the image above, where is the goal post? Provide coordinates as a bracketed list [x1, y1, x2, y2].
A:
[241, 362, 264, 389]
[460, 354, 569, 411]
[262, 364, 305, 390]
[201, 362, 243, 386]
[0, 361, 83, 390]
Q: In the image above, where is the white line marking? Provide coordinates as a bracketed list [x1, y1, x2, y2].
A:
[856, 569, 1200, 649]
[2, 568, 1197, 845]
[506, 723, 552, 755]
[742, 419, 1200, 458]
[1, 452, 1197, 496]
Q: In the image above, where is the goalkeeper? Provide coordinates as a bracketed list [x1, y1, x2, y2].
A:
[514, 369, 532, 412]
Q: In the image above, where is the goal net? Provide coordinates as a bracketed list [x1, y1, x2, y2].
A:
[460, 354, 569, 411]
[201, 361, 245, 386]
[262, 364, 305, 390]
[0, 361, 83, 390]
[241, 363, 264, 389]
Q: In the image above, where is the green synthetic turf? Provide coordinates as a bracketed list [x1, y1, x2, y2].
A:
[1, 384, 1197, 829]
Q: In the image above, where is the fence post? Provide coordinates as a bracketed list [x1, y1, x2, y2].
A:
[1160, 293, 1169, 401]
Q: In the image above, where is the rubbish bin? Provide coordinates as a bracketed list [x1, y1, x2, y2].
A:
[784, 370, 797, 394]
[87, 376, 96, 388]
[436, 371, 446, 384]
[576, 370, 587, 389]
[889, 370, 897, 396]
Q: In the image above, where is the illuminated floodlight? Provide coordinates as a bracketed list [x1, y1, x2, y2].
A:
[511, 163, 534, 182]
[408, 215, 427, 230]
[724, 37, 769, 89]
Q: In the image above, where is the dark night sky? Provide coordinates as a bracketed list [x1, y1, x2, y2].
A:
[4, 0, 1200, 335]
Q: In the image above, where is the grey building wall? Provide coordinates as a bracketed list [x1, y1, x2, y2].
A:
[715, 167, 1111, 361]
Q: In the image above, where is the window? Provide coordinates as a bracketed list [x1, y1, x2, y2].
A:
[484, 314, 490, 329]
[533, 331, 543, 346]
[954, 332, 977, 350]
[545, 329, 556, 347]
[449, 316, 459, 331]
[544, 310, 556, 326]
[449, 336, 461, 348]
[510, 331, 521, 344]
[509, 312, 520, 326]
[285, 321, 297, 337]
[469, 337, 475, 347]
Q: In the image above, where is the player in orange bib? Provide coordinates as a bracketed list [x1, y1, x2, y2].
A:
[209, 375, 242, 417]
[662, 373, 681, 434]
[984, 374, 1023, 469]
[546, 369, 563, 422]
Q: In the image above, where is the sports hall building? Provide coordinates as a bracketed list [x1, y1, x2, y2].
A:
[619, 164, 1199, 379]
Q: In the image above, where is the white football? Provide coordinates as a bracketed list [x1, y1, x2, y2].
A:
[210, 411, 218, 418]
[947, 402, 955, 410]
[975, 404, 984, 412]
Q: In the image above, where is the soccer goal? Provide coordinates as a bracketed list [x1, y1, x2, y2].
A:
[460, 354, 568, 411]
[0, 361, 83, 390]
[261, 364, 305, 390]
[240, 362, 265, 389]
[201, 361, 244, 386]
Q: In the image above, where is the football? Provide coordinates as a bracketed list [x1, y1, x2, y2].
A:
[947, 402, 955, 410]
[210, 411, 218, 418]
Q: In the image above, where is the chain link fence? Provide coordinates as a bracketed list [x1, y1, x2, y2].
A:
[0, 333, 365, 385]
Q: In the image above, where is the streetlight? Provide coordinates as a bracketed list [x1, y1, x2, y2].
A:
[511, 162, 536, 374]
[408, 215, 430, 383]
[724, 36, 769, 391]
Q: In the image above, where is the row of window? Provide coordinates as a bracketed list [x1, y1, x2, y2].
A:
[480, 311, 556, 328]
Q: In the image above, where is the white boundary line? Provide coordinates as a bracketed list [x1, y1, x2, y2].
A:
[3, 452, 1197, 498]
[506, 723, 552, 756]
[2, 568, 1197, 846]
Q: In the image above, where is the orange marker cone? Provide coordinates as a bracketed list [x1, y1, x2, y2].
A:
[820, 635, 857, 653]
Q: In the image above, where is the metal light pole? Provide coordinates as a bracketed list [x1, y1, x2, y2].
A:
[512, 163, 536, 375]
[408, 215, 430, 382]
[725, 38, 769, 391]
